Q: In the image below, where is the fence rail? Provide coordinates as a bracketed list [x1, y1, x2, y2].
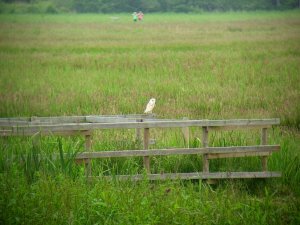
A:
[76, 145, 280, 159]
[0, 114, 155, 126]
[0, 118, 279, 136]
[96, 172, 282, 181]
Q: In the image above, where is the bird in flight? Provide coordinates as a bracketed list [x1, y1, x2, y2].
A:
[144, 98, 156, 114]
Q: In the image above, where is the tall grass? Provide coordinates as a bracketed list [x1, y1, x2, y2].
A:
[0, 12, 299, 126]
[1, 171, 300, 224]
[0, 11, 300, 224]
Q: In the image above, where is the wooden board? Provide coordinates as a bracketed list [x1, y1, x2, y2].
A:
[90, 171, 282, 181]
[75, 145, 280, 159]
[0, 130, 92, 137]
[86, 117, 138, 123]
[0, 114, 155, 125]
[207, 152, 272, 159]
[4, 118, 280, 136]
[209, 125, 272, 131]
[0, 130, 12, 136]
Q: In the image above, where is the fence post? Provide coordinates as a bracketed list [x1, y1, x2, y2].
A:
[143, 128, 150, 173]
[136, 119, 143, 143]
[202, 126, 209, 172]
[261, 128, 268, 171]
[85, 133, 92, 177]
[181, 117, 189, 148]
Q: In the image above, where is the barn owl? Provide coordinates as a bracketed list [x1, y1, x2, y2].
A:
[144, 98, 156, 114]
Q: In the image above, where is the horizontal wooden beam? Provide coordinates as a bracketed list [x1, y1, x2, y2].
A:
[0, 116, 87, 123]
[2, 118, 280, 136]
[86, 114, 155, 121]
[0, 121, 33, 126]
[76, 145, 280, 159]
[209, 125, 272, 131]
[0, 117, 29, 122]
[0, 130, 92, 137]
[86, 117, 142, 123]
[9, 145, 279, 163]
[86, 117, 179, 124]
[207, 152, 272, 159]
[0, 114, 156, 125]
[0, 130, 12, 136]
[90, 171, 282, 181]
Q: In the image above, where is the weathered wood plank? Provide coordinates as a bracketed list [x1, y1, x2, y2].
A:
[209, 125, 272, 131]
[75, 145, 280, 159]
[207, 151, 272, 159]
[0, 130, 12, 136]
[0, 117, 86, 125]
[0, 130, 92, 137]
[11, 145, 279, 161]
[0, 121, 33, 126]
[5, 118, 280, 136]
[0, 118, 162, 127]
[85, 114, 156, 123]
[90, 114, 156, 119]
[86, 117, 139, 123]
[31, 116, 87, 123]
[0, 116, 86, 122]
[0, 117, 30, 122]
[91, 171, 282, 181]
[0, 114, 155, 125]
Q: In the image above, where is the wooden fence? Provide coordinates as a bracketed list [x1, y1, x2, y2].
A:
[0, 115, 281, 181]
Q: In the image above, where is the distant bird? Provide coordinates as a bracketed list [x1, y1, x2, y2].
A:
[144, 98, 156, 114]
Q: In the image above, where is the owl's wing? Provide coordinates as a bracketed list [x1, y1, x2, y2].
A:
[144, 102, 154, 113]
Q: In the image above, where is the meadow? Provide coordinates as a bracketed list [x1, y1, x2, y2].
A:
[0, 11, 300, 224]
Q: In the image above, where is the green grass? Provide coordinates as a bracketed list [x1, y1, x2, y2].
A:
[0, 11, 300, 224]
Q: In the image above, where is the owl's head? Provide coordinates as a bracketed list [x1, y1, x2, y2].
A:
[150, 98, 156, 103]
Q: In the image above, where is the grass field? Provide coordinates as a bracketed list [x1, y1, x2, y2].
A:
[0, 11, 300, 224]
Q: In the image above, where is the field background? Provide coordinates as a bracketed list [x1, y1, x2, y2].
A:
[0, 11, 300, 224]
